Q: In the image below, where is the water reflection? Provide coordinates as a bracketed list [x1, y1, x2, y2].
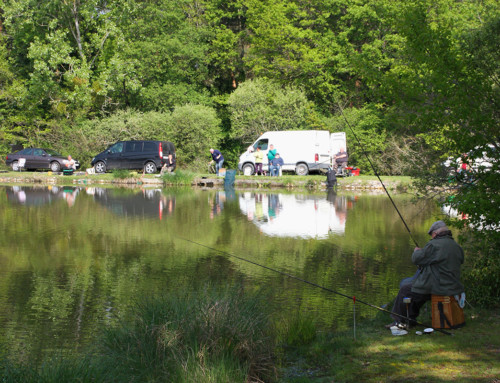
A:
[6, 185, 80, 207]
[209, 191, 225, 219]
[90, 187, 175, 219]
[239, 190, 356, 238]
[0, 184, 438, 365]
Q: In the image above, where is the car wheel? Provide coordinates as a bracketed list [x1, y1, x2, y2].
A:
[144, 161, 157, 174]
[94, 161, 106, 173]
[242, 163, 255, 176]
[50, 161, 61, 172]
[295, 163, 309, 176]
[11, 161, 19, 171]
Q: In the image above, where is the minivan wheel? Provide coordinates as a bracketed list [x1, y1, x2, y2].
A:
[11, 161, 19, 171]
[94, 161, 106, 173]
[295, 163, 309, 175]
[242, 163, 255, 176]
[50, 161, 61, 172]
[144, 161, 157, 174]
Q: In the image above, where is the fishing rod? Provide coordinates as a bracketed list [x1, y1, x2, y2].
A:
[337, 102, 420, 248]
[178, 235, 452, 336]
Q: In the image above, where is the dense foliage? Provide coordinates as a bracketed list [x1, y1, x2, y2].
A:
[0, 0, 499, 304]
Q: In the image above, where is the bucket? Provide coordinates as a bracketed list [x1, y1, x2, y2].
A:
[346, 167, 360, 176]
[224, 169, 236, 187]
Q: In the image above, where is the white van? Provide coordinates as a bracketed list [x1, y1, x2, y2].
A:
[237, 130, 347, 175]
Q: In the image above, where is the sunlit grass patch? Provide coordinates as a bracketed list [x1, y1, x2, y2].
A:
[161, 169, 196, 185]
[111, 169, 132, 179]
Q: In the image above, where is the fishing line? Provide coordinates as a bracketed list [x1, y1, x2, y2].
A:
[178, 235, 452, 336]
[337, 102, 420, 248]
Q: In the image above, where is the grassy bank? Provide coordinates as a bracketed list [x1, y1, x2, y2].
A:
[1, 286, 498, 382]
[0, 166, 415, 192]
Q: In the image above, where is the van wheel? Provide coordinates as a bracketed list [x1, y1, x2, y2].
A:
[295, 163, 309, 176]
[144, 161, 157, 174]
[50, 161, 61, 172]
[11, 161, 20, 171]
[95, 161, 106, 173]
[242, 163, 255, 176]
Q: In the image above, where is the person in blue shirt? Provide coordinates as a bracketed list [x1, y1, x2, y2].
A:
[269, 153, 284, 176]
[210, 148, 224, 176]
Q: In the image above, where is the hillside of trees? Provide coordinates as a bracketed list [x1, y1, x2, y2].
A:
[1, 0, 499, 303]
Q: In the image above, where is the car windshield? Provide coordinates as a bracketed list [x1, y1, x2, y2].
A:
[44, 149, 62, 156]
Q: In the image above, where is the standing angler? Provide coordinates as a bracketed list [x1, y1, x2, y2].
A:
[209, 148, 224, 176]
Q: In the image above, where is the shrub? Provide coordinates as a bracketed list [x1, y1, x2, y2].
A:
[112, 169, 132, 179]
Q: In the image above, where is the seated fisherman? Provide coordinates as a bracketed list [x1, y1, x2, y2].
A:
[269, 153, 284, 176]
[65, 155, 77, 170]
[334, 148, 348, 174]
[161, 154, 176, 175]
[386, 220, 464, 329]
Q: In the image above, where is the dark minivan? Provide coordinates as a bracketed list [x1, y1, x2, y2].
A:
[91, 140, 176, 174]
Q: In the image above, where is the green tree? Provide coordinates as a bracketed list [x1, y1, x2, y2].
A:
[108, 0, 215, 111]
[0, 35, 28, 154]
[227, 78, 311, 143]
[327, 105, 386, 175]
[359, 0, 500, 304]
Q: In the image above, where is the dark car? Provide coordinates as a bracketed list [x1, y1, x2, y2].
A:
[90, 140, 176, 174]
[5, 148, 80, 172]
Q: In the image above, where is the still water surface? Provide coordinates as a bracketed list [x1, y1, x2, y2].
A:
[0, 184, 439, 362]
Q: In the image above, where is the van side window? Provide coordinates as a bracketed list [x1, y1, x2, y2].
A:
[125, 142, 142, 152]
[109, 143, 124, 154]
[143, 142, 156, 152]
[254, 139, 268, 151]
[19, 148, 33, 155]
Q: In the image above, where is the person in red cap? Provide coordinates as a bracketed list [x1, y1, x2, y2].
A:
[386, 220, 464, 329]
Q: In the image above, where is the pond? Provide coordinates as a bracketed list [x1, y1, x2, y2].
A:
[0, 184, 440, 363]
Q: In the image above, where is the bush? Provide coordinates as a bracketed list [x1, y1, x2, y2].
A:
[460, 232, 500, 307]
[161, 170, 196, 186]
[112, 169, 132, 179]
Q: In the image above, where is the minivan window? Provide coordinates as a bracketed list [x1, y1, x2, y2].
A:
[125, 141, 143, 152]
[143, 142, 156, 152]
[19, 148, 33, 155]
[109, 142, 124, 153]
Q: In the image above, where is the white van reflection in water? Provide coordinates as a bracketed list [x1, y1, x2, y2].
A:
[239, 191, 355, 239]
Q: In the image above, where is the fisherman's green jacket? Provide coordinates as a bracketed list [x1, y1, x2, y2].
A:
[411, 233, 465, 296]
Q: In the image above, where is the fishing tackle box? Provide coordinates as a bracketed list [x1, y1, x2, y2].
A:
[431, 295, 465, 329]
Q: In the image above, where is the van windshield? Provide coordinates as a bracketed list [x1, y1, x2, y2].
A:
[254, 139, 269, 151]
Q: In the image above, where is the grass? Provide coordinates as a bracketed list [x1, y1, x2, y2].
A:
[0, 285, 498, 382]
[161, 169, 197, 186]
[111, 169, 132, 179]
[278, 306, 500, 383]
[0, 285, 277, 383]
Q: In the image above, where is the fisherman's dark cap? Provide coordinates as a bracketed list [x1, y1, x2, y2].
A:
[428, 220, 447, 234]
